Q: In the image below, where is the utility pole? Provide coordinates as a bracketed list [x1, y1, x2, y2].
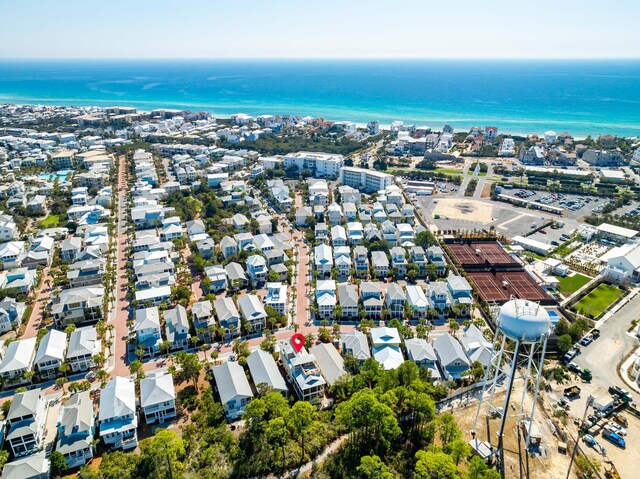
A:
[565, 394, 594, 479]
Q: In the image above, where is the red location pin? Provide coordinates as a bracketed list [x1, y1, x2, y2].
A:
[291, 333, 305, 354]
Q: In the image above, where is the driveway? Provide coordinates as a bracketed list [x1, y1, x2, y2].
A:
[574, 294, 640, 401]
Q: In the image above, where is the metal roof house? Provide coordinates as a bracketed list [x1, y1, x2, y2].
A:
[212, 296, 239, 335]
[5, 389, 47, 458]
[212, 361, 253, 420]
[246, 349, 288, 395]
[1, 453, 49, 479]
[279, 341, 326, 404]
[66, 326, 101, 372]
[309, 343, 348, 386]
[140, 372, 176, 424]
[163, 304, 191, 351]
[404, 338, 441, 380]
[341, 330, 371, 361]
[34, 329, 67, 379]
[433, 333, 470, 380]
[237, 294, 267, 333]
[98, 377, 138, 450]
[0, 337, 37, 384]
[56, 391, 95, 468]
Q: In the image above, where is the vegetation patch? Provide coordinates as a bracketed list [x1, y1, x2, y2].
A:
[556, 273, 590, 296]
[572, 283, 624, 318]
[38, 214, 59, 228]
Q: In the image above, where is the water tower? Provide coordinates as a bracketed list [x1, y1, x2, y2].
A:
[471, 298, 551, 477]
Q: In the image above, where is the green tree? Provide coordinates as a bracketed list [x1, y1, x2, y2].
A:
[557, 334, 573, 354]
[176, 352, 202, 389]
[128, 359, 146, 382]
[444, 438, 471, 465]
[467, 456, 501, 479]
[414, 449, 460, 479]
[50, 451, 68, 478]
[139, 429, 186, 479]
[356, 455, 396, 479]
[437, 413, 461, 445]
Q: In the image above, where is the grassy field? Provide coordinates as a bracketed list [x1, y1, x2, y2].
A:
[573, 283, 624, 318]
[435, 168, 462, 176]
[557, 273, 590, 296]
[38, 215, 59, 228]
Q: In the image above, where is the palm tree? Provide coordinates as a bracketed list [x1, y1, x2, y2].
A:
[55, 377, 67, 394]
[96, 369, 109, 389]
[448, 320, 460, 336]
[58, 361, 70, 378]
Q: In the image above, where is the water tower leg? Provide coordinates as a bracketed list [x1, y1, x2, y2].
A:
[497, 339, 521, 479]
[526, 334, 548, 450]
[519, 342, 537, 414]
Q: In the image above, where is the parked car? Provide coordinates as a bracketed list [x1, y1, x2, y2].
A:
[606, 422, 627, 436]
[602, 429, 626, 448]
[613, 413, 628, 427]
[583, 434, 597, 446]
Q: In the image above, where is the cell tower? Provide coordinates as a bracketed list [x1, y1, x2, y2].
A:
[471, 297, 551, 478]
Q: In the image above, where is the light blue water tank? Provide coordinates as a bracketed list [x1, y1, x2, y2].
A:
[498, 299, 551, 342]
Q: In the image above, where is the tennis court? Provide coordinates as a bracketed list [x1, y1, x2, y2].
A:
[448, 241, 516, 266]
[468, 271, 552, 303]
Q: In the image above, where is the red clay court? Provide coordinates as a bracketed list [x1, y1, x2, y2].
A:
[468, 271, 552, 303]
[448, 242, 516, 266]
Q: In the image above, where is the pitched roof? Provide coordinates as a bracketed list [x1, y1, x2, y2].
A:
[213, 361, 253, 404]
[246, 349, 287, 393]
[309, 343, 347, 386]
[34, 329, 67, 364]
[99, 376, 136, 421]
[140, 373, 176, 408]
[341, 331, 371, 360]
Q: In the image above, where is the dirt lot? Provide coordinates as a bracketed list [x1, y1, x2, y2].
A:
[546, 378, 638, 479]
[432, 197, 495, 224]
[452, 383, 577, 479]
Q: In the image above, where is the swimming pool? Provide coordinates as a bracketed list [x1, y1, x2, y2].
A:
[38, 170, 75, 182]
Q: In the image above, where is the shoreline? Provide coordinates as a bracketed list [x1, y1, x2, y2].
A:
[2, 99, 638, 141]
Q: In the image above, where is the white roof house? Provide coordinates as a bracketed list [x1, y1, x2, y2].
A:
[341, 330, 371, 361]
[246, 349, 288, 394]
[371, 327, 401, 347]
[34, 329, 67, 375]
[212, 361, 253, 420]
[140, 372, 176, 424]
[98, 377, 138, 450]
[0, 337, 36, 380]
[309, 343, 348, 386]
[1, 453, 50, 479]
[371, 327, 403, 370]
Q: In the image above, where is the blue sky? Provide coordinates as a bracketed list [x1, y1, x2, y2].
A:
[1, 0, 639, 59]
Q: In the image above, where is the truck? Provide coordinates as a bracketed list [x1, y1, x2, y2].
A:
[608, 386, 633, 402]
[563, 348, 579, 363]
[564, 386, 581, 399]
[602, 429, 626, 448]
[581, 368, 592, 381]
[613, 413, 628, 427]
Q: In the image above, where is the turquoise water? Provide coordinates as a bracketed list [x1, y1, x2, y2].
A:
[1, 60, 640, 137]
[39, 170, 74, 182]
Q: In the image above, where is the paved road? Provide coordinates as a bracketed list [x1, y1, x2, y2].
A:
[23, 266, 52, 339]
[574, 294, 640, 401]
[111, 155, 132, 377]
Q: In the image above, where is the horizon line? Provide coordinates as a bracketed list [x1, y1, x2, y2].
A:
[1, 56, 640, 62]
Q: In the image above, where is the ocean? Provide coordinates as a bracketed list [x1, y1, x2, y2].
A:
[1, 59, 639, 138]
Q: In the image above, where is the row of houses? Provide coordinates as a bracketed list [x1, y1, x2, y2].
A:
[0, 326, 101, 385]
[0, 372, 176, 475]
[313, 276, 474, 321]
[212, 323, 492, 421]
